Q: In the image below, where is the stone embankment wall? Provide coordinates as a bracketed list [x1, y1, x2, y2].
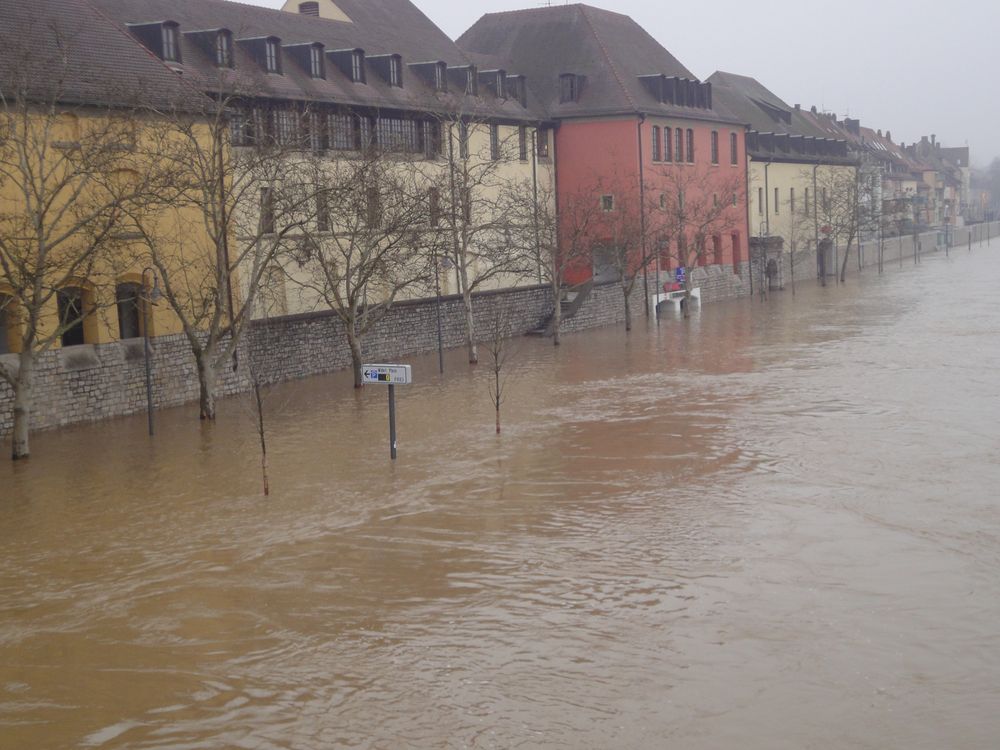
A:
[3, 221, 998, 437]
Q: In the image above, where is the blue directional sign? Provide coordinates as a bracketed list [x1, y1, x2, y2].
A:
[362, 364, 412, 385]
[675, 267, 686, 285]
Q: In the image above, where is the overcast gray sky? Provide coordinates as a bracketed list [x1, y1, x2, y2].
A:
[254, 0, 1000, 166]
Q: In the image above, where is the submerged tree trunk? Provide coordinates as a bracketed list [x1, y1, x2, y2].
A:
[196, 352, 218, 421]
[622, 280, 632, 332]
[462, 287, 478, 364]
[840, 240, 853, 283]
[253, 378, 270, 496]
[10, 349, 34, 460]
[551, 281, 562, 346]
[347, 325, 364, 389]
[494, 369, 501, 435]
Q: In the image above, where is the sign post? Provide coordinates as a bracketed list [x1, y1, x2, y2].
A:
[362, 364, 412, 460]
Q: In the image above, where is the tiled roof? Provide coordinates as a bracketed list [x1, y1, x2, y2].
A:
[86, 0, 544, 121]
[0, 0, 204, 109]
[458, 4, 740, 124]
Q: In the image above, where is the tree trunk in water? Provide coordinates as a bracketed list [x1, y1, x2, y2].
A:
[552, 284, 562, 346]
[840, 241, 852, 283]
[10, 350, 34, 460]
[462, 288, 477, 364]
[347, 330, 364, 389]
[495, 370, 501, 434]
[197, 354, 218, 421]
[622, 283, 632, 332]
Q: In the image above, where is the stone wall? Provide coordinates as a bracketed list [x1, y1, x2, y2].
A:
[7, 221, 996, 438]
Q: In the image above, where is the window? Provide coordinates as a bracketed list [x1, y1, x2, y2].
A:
[711, 131, 719, 164]
[675, 128, 683, 162]
[678, 189, 685, 210]
[490, 123, 500, 160]
[329, 113, 353, 150]
[299, 1, 319, 15]
[424, 121, 442, 158]
[732, 192, 737, 206]
[116, 283, 143, 339]
[713, 235, 723, 265]
[0, 296, 12, 354]
[429, 187, 440, 227]
[713, 193, 718, 207]
[774, 187, 780, 214]
[216, 30, 233, 68]
[366, 187, 381, 226]
[377, 117, 421, 153]
[389, 56, 402, 87]
[465, 68, 477, 95]
[260, 187, 275, 235]
[57, 287, 86, 347]
[316, 191, 330, 232]
[310, 45, 324, 78]
[686, 129, 694, 163]
[559, 74, 579, 103]
[434, 63, 446, 92]
[518, 126, 528, 161]
[732, 232, 741, 267]
[659, 193, 666, 209]
[730, 132, 738, 165]
[790, 187, 795, 215]
[496, 71, 506, 98]
[758, 187, 764, 214]
[652, 126, 661, 162]
[229, 110, 251, 146]
[459, 121, 469, 159]
[461, 188, 472, 223]
[804, 187, 811, 216]
[357, 115, 373, 150]
[351, 50, 365, 82]
[161, 23, 179, 63]
[601, 194, 614, 212]
[307, 111, 327, 152]
[537, 128, 550, 158]
[275, 109, 297, 145]
[664, 127, 672, 161]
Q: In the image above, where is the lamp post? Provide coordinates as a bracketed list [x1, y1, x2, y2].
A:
[141, 267, 162, 437]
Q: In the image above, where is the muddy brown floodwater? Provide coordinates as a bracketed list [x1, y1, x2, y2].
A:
[3, 245, 1000, 749]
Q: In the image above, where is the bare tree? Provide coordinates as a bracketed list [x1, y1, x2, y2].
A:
[429, 115, 534, 364]
[648, 164, 745, 318]
[484, 301, 518, 434]
[811, 166, 866, 284]
[286, 144, 434, 388]
[133, 89, 310, 419]
[0, 45, 162, 458]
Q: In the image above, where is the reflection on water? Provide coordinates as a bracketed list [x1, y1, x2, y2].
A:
[3, 246, 1000, 748]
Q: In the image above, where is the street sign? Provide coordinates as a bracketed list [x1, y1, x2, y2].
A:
[361, 364, 412, 460]
[362, 364, 412, 385]
[675, 266, 686, 285]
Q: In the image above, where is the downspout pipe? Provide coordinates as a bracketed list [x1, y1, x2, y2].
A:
[637, 113, 648, 314]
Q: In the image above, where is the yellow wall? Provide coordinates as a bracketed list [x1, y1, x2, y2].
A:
[0, 106, 216, 351]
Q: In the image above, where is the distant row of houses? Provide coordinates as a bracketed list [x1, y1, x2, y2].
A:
[0, 0, 982, 452]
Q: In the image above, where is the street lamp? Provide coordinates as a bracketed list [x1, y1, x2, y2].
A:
[141, 267, 162, 437]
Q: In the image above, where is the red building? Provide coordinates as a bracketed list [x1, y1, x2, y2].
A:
[459, 4, 750, 286]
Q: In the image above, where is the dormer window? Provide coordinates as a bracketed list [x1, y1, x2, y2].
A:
[161, 22, 180, 63]
[434, 62, 446, 92]
[215, 30, 232, 68]
[351, 50, 365, 82]
[466, 68, 477, 95]
[496, 71, 505, 98]
[265, 38, 281, 74]
[389, 56, 402, 87]
[559, 74, 581, 103]
[310, 44, 324, 78]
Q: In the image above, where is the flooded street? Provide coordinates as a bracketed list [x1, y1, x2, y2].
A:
[3, 245, 1000, 749]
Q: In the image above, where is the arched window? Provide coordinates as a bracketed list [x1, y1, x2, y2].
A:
[664, 127, 672, 161]
[651, 126, 661, 162]
[730, 132, 738, 165]
[265, 38, 281, 74]
[351, 50, 365, 82]
[57, 287, 89, 347]
[686, 129, 694, 163]
[116, 282, 143, 340]
[161, 22, 180, 63]
[675, 128, 683, 162]
[711, 130, 719, 164]
[310, 44, 325, 78]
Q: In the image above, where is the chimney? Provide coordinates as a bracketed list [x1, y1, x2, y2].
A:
[877, 129, 882, 137]
[931, 134, 936, 145]
[810, 105, 817, 113]
[886, 130, 891, 141]
[794, 103, 800, 110]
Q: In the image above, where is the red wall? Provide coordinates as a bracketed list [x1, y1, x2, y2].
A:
[556, 116, 749, 284]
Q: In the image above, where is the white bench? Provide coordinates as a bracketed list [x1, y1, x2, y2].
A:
[650, 287, 700, 313]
